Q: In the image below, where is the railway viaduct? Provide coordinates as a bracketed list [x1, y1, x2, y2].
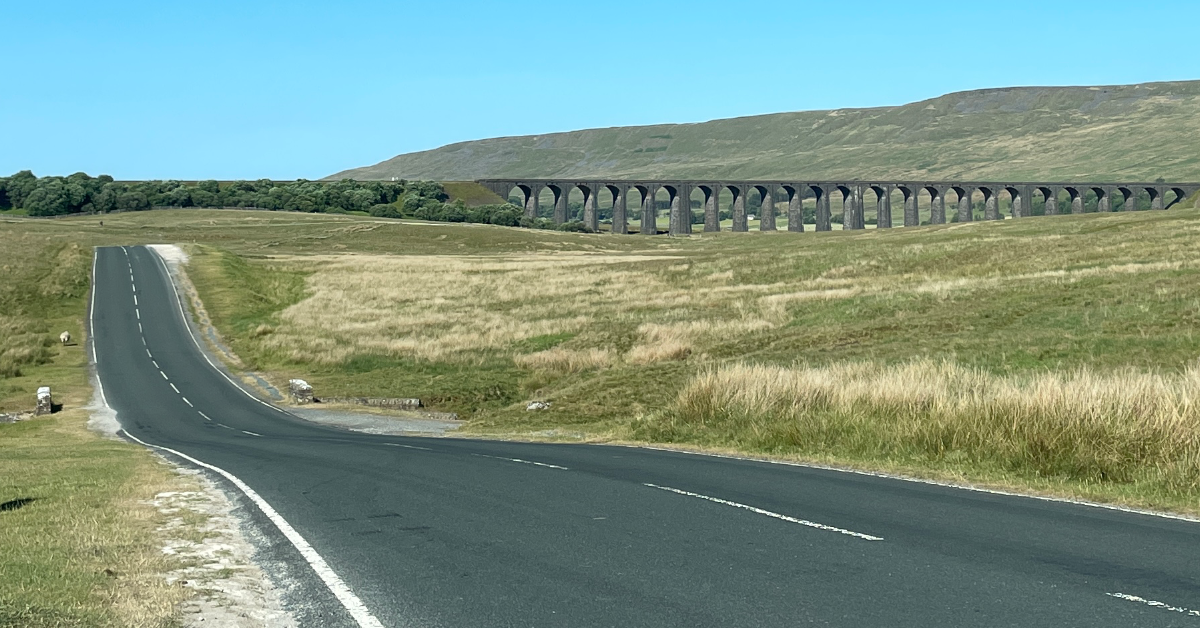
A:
[477, 179, 1200, 235]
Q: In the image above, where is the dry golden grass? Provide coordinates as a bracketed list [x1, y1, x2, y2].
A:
[514, 347, 615, 373]
[256, 252, 776, 364]
[647, 359, 1200, 496]
[626, 323, 694, 365]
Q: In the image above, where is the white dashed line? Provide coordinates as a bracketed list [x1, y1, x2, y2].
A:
[133, 295, 137, 306]
[118, 430, 382, 628]
[241, 430, 262, 437]
[170, 383, 179, 393]
[385, 443, 432, 451]
[633, 445, 1200, 525]
[160, 371, 168, 380]
[146, 348, 152, 358]
[1107, 592, 1200, 617]
[182, 397, 193, 407]
[141, 337, 146, 346]
[131, 283, 136, 293]
[135, 309, 140, 320]
[148, 248, 293, 418]
[644, 483, 883, 541]
[198, 411, 211, 421]
[152, 360, 159, 368]
[138, 322, 143, 333]
[471, 453, 567, 470]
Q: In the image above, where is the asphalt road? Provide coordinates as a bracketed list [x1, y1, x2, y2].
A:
[92, 245, 1200, 627]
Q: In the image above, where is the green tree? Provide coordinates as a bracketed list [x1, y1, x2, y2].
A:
[6, 170, 38, 208]
[23, 178, 71, 216]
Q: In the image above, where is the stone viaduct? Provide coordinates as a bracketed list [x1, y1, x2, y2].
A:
[477, 179, 1200, 235]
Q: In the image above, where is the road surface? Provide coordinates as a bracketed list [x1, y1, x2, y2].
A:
[92, 245, 1200, 627]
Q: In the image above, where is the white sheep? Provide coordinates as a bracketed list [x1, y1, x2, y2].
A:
[59, 331, 71, 345]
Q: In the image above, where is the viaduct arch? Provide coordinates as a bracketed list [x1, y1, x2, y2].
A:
[479, 179, 1200, 234]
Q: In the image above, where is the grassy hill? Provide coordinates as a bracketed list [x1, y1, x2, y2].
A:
[330, 80, 1200, 182]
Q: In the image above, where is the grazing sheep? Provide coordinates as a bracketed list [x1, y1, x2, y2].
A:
[59, 331, 71, 345]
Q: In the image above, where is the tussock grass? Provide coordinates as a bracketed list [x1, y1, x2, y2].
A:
[626, 323, 693, 364]
[515, 347, 614, 373]
[642, 360, 1200, 497]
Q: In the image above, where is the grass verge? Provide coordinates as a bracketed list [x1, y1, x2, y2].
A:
[0, 230, 192, 627]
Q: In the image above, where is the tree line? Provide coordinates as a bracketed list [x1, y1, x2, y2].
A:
[0, 171, 444, 216]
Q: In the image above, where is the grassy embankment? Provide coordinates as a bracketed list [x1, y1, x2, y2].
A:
[0, 229, 193, 627]
[135, 203, 1200, 515]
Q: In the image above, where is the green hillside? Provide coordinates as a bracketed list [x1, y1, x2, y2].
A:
[330, 80, 1200, 182]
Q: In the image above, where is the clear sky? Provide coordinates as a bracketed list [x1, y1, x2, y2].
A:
[5, 0, 1199, 180]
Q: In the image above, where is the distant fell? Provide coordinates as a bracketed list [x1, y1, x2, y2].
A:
[330, 80, 1200, 182]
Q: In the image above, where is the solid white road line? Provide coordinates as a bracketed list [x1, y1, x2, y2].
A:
[147, 248, 292, 417]
[385, 443, 432, 451]
[644, 483, 883, 542]
[119, 430, 383, 628]
[89, 253, 99, 364]
[97, 250, 381, 627]
[471, 453, 568, 470]
[1107, 592, 1200, 617]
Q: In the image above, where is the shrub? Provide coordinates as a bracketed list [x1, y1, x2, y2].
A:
[557, 221, 591, 233]
[368, 203, 401, 218]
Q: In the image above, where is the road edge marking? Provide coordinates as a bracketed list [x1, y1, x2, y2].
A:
[145, 247, 291, 416]
[644, 483, 883, 541]
[120, 429, 384, 628]
[96, 249, 381, 627]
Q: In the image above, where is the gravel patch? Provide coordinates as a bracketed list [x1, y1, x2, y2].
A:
[288, 406, 462, 436]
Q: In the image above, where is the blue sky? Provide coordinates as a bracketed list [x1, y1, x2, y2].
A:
[4, 0, 1198, 180]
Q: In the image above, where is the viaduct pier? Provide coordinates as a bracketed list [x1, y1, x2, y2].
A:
[477, 179, 1200, 235]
